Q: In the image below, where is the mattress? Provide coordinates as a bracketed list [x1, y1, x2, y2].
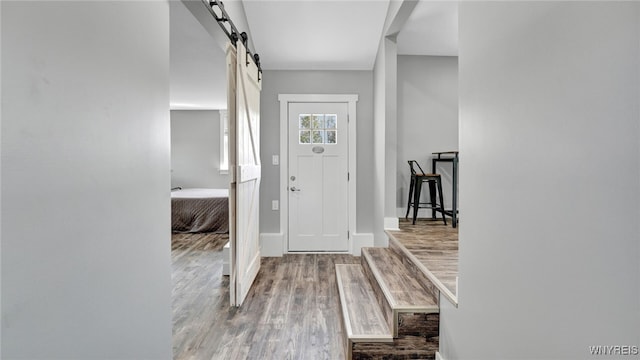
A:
[171, 188, 229, 233]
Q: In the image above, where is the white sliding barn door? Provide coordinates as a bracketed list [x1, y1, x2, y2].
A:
[226, 41, 262, 307]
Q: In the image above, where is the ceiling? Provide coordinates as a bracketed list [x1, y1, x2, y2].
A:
[170, 0, 227, 110]
[243, 0, 390, 70]
[397, 1, 458, 56]
[170, 0, 458, 109]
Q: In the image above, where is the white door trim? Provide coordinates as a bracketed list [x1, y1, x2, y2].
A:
[278, 94, 358, 255]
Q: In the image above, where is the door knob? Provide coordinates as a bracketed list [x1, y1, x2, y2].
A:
[290, 186, 301, 192]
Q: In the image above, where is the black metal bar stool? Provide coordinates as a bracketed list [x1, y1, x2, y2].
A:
[405, 160, 447, 225]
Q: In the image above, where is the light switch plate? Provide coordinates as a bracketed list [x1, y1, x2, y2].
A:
[272, 155, 279, 165]
[271, 200, 279, 211]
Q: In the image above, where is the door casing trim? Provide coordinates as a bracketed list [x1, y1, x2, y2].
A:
[278, 94, 358, 255]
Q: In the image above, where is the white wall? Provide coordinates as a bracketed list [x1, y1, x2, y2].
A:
[259, 70, 374, 235]
[372, 0, 419, 243]
[384, 37, 398, 230]
[1, 2, 172, 358]
[397, 55, 458, 214]
[373, 36, 400, 242]
[373, 36, 400, 240]
[0, 2, 3, 356]
[440, 2, 640, 359]
[373, 37, 388, 245]
[171, 110, 229, 189]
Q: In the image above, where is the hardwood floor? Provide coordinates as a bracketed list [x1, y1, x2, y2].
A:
[172, 232, 359, 360]
[386, 218, 459, 302]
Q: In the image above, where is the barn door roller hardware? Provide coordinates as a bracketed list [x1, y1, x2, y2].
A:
[205, 0, 262, 80]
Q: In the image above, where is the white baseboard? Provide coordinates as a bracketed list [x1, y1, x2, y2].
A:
[222, 242, 230, 276]
[384, 217, 399, 230]
[351, 233, 374, 256]
[260, 233, 284, 257]
[260, 232, 374, 257]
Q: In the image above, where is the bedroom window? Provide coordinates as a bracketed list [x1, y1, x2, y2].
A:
[220, 110, 229, 174]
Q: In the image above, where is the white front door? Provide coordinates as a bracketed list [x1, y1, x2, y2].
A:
[288, 102, 349, 252]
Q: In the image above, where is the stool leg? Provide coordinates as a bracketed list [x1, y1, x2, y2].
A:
[428, 180, 437, 220]
[437, 177, 447, 225]
[405, 177, 415, 219]
[412, 178, 422, 225]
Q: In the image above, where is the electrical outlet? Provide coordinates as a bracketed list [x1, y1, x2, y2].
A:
[271, 200, 279, 211]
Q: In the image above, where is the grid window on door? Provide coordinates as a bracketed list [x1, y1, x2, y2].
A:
[299, 114, 337, 144]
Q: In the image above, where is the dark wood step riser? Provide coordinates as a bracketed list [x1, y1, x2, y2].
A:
[389, 237, 440, 305]
[351, 335, 439, 360]
[398, 312, 439, 338]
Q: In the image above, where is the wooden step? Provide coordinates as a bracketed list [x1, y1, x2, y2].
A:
[335, 264, 393, 360]
[387, 235, 442, 306]
[387, 230, 457, 306]
[361, 247, 439, 338]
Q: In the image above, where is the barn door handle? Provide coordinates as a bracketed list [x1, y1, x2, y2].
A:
[290, 186, 301, 192]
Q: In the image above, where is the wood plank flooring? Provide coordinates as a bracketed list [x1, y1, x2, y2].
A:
[172, 232, 359, 360]
[385, 218, 459, 301]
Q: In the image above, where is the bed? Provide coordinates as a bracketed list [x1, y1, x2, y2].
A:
[171, 188, 229, 233]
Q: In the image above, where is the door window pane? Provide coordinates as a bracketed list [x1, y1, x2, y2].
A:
[299, 130, 311, 144]
[299, 114, 311, 129]
[312, 114, 325, 129]
[312, 130, 325, 144]
[325, 115, 337, 129]
[326, 130, 336, 144]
